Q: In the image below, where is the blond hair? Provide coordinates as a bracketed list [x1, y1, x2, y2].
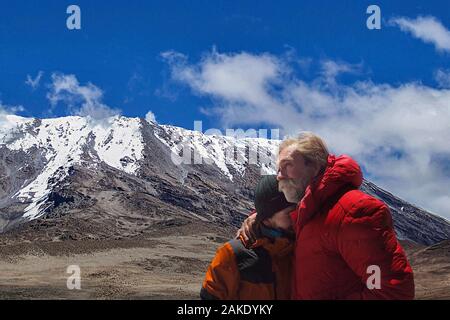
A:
[279, 132, 329, 169]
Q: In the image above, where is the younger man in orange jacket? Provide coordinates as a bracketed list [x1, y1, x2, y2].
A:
[200, 175, 295, 300]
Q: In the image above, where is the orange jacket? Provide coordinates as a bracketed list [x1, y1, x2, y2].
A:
[201, 235, 294, 300]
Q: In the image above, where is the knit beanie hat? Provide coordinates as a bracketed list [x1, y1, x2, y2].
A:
[254, 175, 292, 224]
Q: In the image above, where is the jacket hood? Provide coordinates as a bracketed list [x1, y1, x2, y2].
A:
[291, 154, 363, 230]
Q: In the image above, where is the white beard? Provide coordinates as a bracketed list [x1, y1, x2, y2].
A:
[279, 178, 308, 203]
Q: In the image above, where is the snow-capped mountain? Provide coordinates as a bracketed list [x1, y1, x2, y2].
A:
[1, 116, 144, 220]
[1, 115, 449, 245]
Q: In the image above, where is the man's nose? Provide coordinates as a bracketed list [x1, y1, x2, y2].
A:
[277, 169, 285, 180]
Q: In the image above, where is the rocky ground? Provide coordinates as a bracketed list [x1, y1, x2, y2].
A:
[407, 240, 450, 299]
[0, 221, 449, 300]
[0, 222, 235, 300]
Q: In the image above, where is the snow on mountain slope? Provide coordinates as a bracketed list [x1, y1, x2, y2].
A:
[91, 117, 144, 173]
[154, 124, 279, 179]
[0, 115, 144, 220]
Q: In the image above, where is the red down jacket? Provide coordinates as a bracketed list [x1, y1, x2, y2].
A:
[290, 154, 415, 299]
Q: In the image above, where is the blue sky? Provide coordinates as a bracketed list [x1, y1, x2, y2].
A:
[1, 0, 450, 218]
[1, 0, 449, 126]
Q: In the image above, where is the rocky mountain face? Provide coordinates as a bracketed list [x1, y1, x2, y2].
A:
[0, 115, 449, 245]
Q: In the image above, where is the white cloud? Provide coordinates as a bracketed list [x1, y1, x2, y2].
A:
[145, 110, 157, 123]
[47, 73, 121, 122]
[390, 16, 450, 53]
[319, 60, 363, 86]
[161, 49, 285, 107]
[0, 101, 25, 132]
[25, 71, 44, 90]
[434, 69, 450, 88]
[0, 102, 24, 115]
[163, 49, 450, 220]
[432, 195, 450, 217]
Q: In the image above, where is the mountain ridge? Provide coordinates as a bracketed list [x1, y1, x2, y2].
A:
[1, 114, 449, 246]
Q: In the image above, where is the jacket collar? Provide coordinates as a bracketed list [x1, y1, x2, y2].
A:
[239, 234, 294, 258]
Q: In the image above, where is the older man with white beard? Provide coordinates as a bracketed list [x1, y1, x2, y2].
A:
[239, 132, 415, 300]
